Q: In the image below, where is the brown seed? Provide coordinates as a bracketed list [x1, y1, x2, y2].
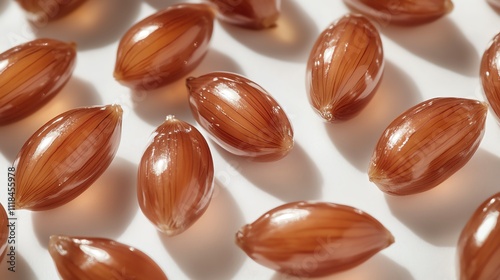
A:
[16, 0, 86, 22]
[0, 204, 7, 262]
[0, 38, 76, 125]
[343, 0, 454, 25]
[306, 14, 384, 122]
[49, 235, 169, 280]
[186, 72, 294, 161]
[206, 0, 280, 29]
[138, 116, 214, 236]
[14, 105, 122, 211]
[236, 201, 394, 277]
[458, 193, 500, 280]
[481, 32, 500, 121]
[369, 97, 487, 195]
[114, 3, 215, 91]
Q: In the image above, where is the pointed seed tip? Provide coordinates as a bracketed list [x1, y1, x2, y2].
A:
[445, 0, 454, 13]
[319, 108, 334, 122]
[49, 235, 59, 245]
[387, 231, 395, 246]
[14, 201, 24, 210]
[235, 230, 245, 248]
[185, 76, 196, 87]
[108, 104, 123, 116]
[113, 70, 123, 81]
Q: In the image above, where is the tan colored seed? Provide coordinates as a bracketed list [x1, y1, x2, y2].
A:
[343, 0, 454, 25]
[49, 235, 169, 280]
[369, 97, 487, 195]
[236, 201, 394, 277]
[138, 116, 214, 236]
[187, 71, 294, 161]
[307, 14, 384, 122]
[0, 38, 76, 125]
[15, 105, 122, 211]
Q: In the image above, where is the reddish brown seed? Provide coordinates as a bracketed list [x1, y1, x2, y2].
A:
[369, 98, 487, 195]
[138, 116, 214, 236]
[481, 32, 500, 121]
[207, 0, 280, 29]
[343, 0, 454, 25]
[458, 193, 500, 280]
[114, 3, 215, 91]
[16, 0, 87, 22]
[49, 235, 169, 280]
[306, 14, 384, 122]
[0, 38, 76, 125]
[0, 204, 7, 262]
[236, 201, 394, 277]
[14, 105, 122, 211]
[186, 72, 294, 161]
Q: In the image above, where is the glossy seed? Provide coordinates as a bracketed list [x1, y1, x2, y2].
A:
[138, 116, 214, 236]
[114, 3, 215, 91]
[14, 105, 122, 211]
[458, 193, 500, 280]
[49, 235, 169, 280]
[307, 14, 384, 122]
[0, 38, 76, 125]
[186, 72, 294, 161]
[481, 32, 500, 121]
[0, 204, 7, 262]
[343, 0, 454, 25]
[236, 201, 394, 277]
[369, 98, 487, 195]
[206, 0, 280, 29]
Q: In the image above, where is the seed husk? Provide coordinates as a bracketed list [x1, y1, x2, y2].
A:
[481, 32, 500, 122]
[236, 201, 394, 277]
[343, 0, 454, 25]
[457, 193, 500, 280]
[307, 14, 384, 122]
[0, 204, 7, 262]
[138, 116, 214, 236]
[49, 235, 169, 280]
[206, 0, 280, 29]
[14, 105, 122, 210]
[114, 3, 215, 91]
[369, 97, 487, 195]
[0, 38, 76, 125]
[187, 71, 294, 161]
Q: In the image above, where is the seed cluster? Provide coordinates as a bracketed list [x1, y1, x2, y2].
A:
[0, 1, 499, 279]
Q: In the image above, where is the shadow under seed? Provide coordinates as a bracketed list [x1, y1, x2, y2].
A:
[0, 76, 102, 163]
[0, 0, 10, 15]
[215, 142, 323, 202]
[29, 0, 141, 50]
[270, 254, 415, 280]
[381, 18, 479, 77]
[143, 0, 184, 10]
[325, 61, 422, 172]
[31, 157, 138, 248]
[220, 0, 319, 63]
[385, 149, 500, 247]
[132, 48, 245, 126]
[158, 182, 246, 280]
[0, 253, 36, 280]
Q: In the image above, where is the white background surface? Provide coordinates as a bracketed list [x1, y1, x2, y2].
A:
[0, 1, 499, 279]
